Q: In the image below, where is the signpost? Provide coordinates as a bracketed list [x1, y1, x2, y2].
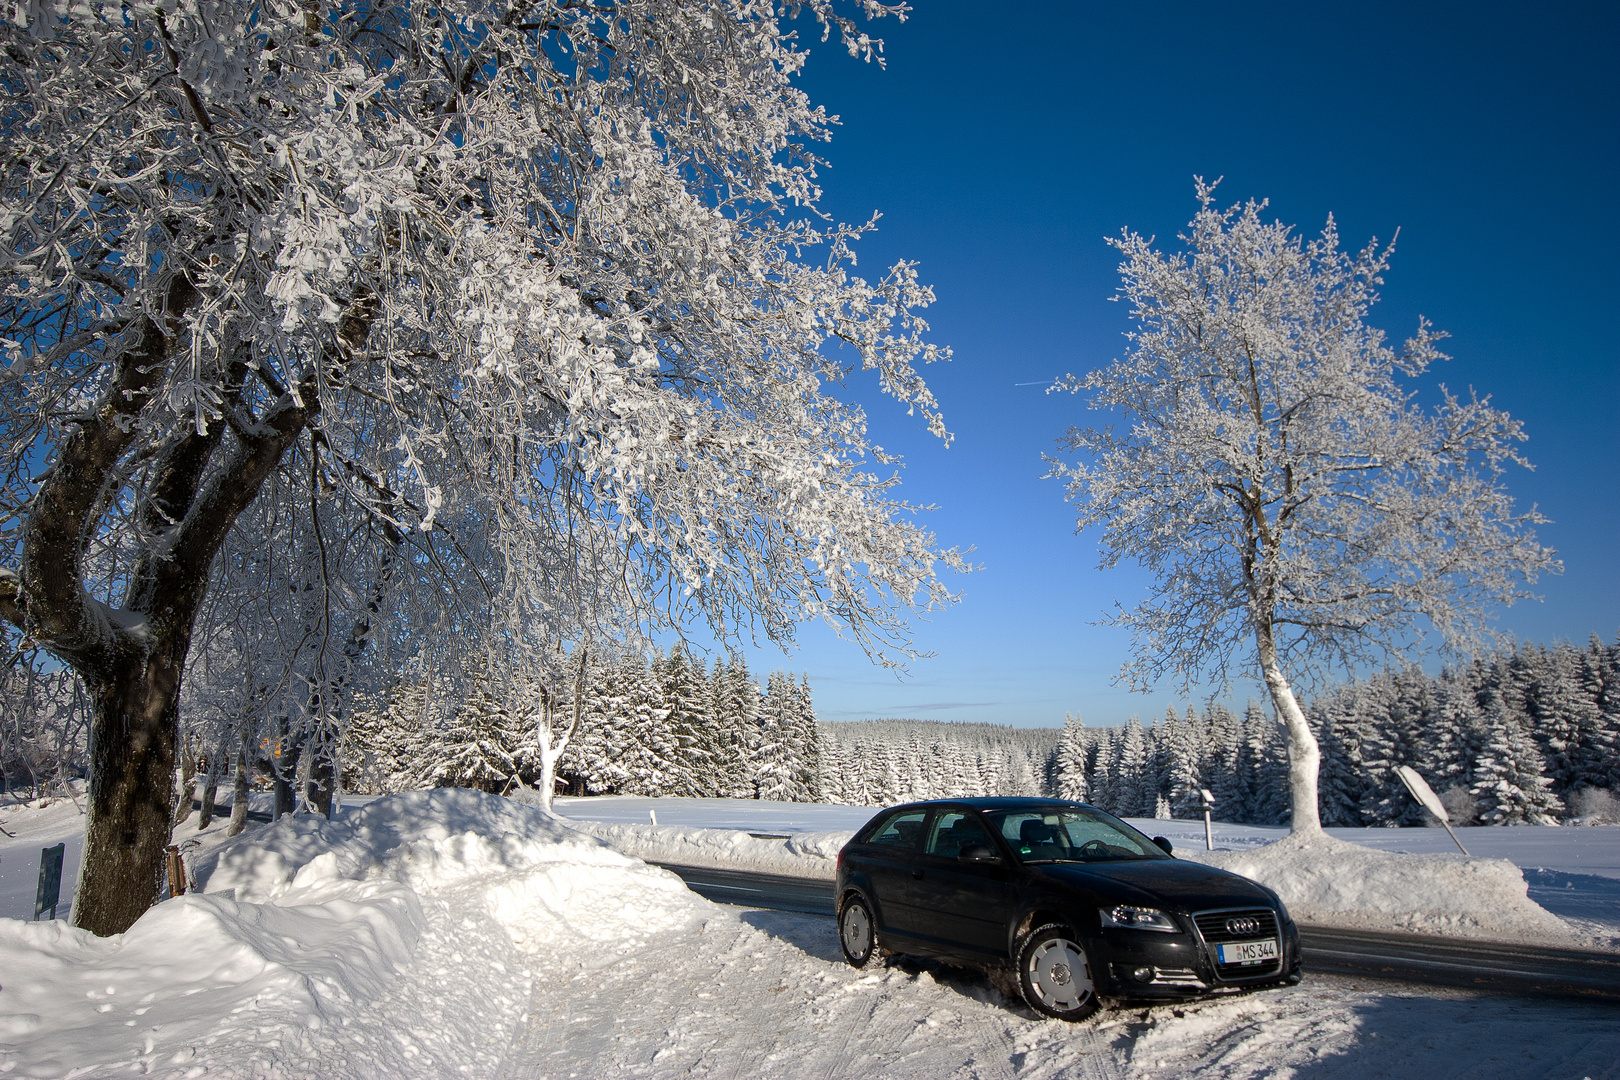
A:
[1395, 765, 1470, 855]
[34, 843, 64, 921]
[1197, 788, 1216, 851]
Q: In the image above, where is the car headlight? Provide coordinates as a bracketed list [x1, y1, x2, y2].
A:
[1099, 905, 1179, 932]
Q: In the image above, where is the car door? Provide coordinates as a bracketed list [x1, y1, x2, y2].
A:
[857, 808, 930, 944]
[904, 807, 1014, 957]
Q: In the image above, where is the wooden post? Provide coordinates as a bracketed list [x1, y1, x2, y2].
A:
[165, 845, 186, 897]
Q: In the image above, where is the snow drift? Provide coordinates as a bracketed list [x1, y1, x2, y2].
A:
[1178, 831, 1574, 941]
[0, 789, 715, 1077]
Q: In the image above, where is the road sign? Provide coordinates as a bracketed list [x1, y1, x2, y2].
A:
[1395, 766, 1469, 855]
[35, 843, 64, 920]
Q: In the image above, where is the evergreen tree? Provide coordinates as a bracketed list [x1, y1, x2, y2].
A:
[1471, 702, 1563, 825]
[793, 676, 823, 802]
[1055, 713, 1090, 801]
[658, 648, 714, 799]
[1113, 717, 1149, 818]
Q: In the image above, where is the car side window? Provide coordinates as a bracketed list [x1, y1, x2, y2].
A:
[924, 811, 994, 858]
[867, 809, 928, 849]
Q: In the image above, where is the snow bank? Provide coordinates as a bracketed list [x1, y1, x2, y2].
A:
[568, 820, 848, 879]
[1179, 830, 1575, 942]
[0, 789, 716, 1078]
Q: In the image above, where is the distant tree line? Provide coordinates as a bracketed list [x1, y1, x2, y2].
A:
[816, 719, 1061, 806]
[344, 649, 823, 804]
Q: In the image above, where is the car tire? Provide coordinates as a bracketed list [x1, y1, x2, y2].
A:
[1017, 923, 1101, 1021]
[839, 894, 877, 968]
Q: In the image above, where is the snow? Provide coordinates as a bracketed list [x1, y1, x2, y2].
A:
[2, 791, 1617, 1078]
[1180, 831, 1572, 941]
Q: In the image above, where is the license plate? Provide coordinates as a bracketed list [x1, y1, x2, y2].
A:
[1217, 938, 1280, 965]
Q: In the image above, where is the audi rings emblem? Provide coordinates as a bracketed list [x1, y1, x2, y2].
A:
[1225, 917, 1261, 936]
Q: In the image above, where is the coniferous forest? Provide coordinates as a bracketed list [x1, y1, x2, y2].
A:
[4, 637, 1617, 826]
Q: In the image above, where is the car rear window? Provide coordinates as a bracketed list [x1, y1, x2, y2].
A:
[866, 809, 928, 848]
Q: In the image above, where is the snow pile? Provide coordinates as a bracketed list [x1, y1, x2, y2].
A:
[1180, 830, 1575, 941]
[568, 820, 848, 879]
[0, 788, 714, 1078]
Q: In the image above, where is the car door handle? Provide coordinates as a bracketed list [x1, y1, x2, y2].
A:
[911, 869, 924, 879]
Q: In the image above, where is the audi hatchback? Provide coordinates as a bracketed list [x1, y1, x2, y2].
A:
[834, 797, 1302, 1020]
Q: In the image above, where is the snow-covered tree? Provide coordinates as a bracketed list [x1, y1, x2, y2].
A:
[1471, 703, 1562, 825]
[1048, 181, 1557, 833]
[1055, 713, 1090, 801]
[0, 0, 965, 933]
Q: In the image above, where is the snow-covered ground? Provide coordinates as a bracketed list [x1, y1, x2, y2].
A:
[2, 790, 1618, 1078]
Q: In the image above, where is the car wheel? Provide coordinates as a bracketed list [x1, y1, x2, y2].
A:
[1017, 923, 1100, 1021]
[839, 895, 877, 968]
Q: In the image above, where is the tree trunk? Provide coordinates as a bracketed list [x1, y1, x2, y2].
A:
[226, 747, 249, 837]
[306, 727, 335, 819]
[271, 720, 301, 819]
[74, 647, 187, 936]
[173, 735, 196, 827]
[198, 764, 218, 830]
[1255, 630, 1322, 833]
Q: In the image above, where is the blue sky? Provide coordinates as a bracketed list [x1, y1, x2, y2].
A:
[734, 1, 1618, 729]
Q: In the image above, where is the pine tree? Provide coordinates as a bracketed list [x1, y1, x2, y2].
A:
[1204, 702, 1244, 819]
[1055, 713, 1090, 801]
[1165, 704, 1206, 817]
[1113, 717, 1149, 818]
[752, 671, 797, 801]
[1240, 701, 1290, 826]
[1471, 702, 1563, 825]
[793, 676, 823, 802]
[658, 648, 713, 798]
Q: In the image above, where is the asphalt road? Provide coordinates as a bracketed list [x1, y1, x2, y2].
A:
[652, 861, 1620, 1004]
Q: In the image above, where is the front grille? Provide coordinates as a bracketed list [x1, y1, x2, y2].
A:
[1192, 908, 1282, 980]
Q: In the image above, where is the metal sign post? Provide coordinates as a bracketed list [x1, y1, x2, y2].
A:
[1395, 765, 1470, 855]
[34, 843, 65, 921]
[1198, 788, 1216, 851]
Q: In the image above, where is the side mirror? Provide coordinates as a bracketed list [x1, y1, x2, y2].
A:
[1152, 836, 1174, 856]
[959, 844, 1001, 864]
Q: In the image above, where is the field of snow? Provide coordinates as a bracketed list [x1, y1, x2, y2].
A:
[2, 789, 1619, 1078]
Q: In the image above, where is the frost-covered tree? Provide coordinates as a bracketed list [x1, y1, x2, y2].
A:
[0, 0, 963, 933]
[1049, 181, 1557, 833]
[1471, 703, 1562, 825]
[1055, 713, 1090, 801]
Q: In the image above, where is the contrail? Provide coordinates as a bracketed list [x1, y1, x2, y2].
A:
[1014, 379, 1056, 386]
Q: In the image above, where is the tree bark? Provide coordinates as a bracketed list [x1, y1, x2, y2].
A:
[226, 747, 249, 838]
[198, 762, 218, 830]
[75, 634, 193, 933]
[1255, 625, 1322, 833]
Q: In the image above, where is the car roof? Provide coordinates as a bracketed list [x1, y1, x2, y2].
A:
[882, 797, 1095, 812]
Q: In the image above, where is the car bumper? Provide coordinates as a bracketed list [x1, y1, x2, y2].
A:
[1091, 917, 1301, 1000]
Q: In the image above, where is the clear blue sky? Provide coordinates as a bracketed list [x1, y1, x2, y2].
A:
[734, 1, 1619, 729]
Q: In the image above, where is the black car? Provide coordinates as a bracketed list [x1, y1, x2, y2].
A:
[834, 797, 1302, 1020]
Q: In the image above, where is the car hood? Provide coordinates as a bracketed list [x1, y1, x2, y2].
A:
[1030, 858, 1274, 913]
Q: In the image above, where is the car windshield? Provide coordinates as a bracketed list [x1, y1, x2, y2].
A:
[985, 807, 1169, 864]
